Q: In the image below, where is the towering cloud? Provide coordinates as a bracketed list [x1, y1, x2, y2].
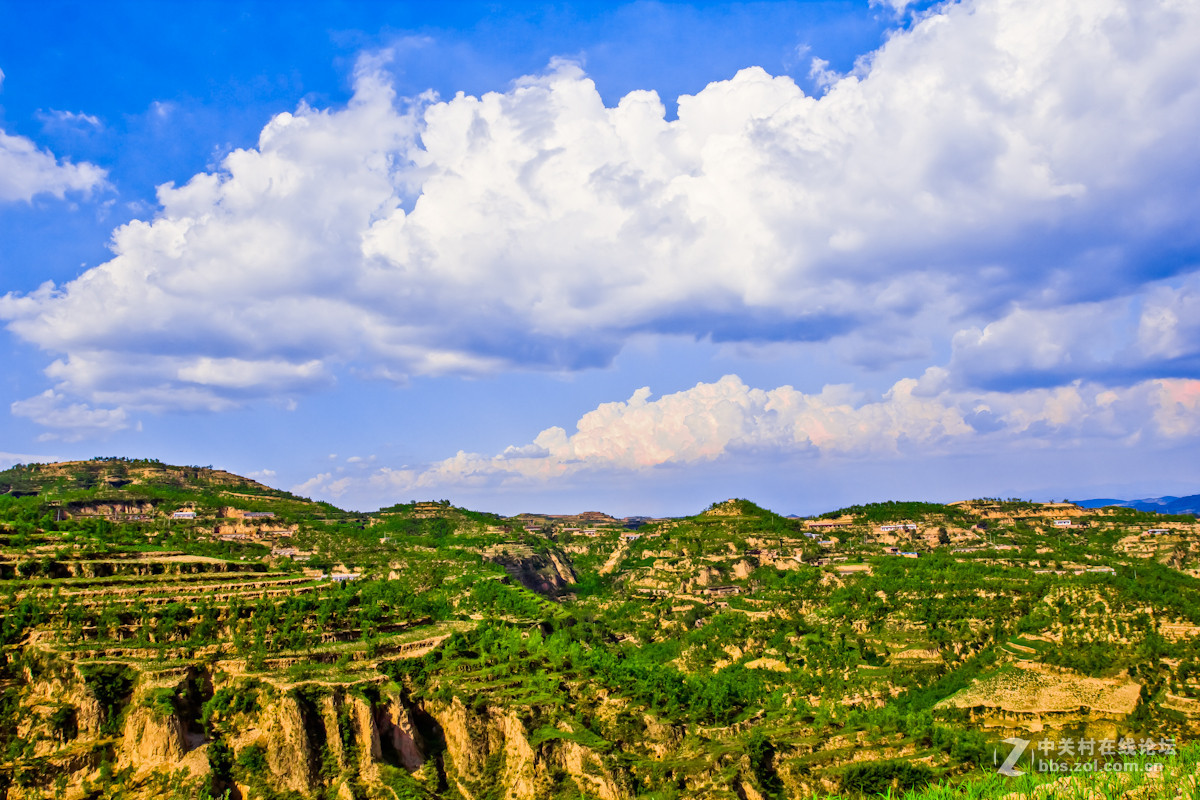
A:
[3, 0, 1200, 436]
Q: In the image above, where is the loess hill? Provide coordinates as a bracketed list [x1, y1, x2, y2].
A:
[1, 460, 1200, 799]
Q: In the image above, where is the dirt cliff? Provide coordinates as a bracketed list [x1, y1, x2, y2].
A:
[120, 705, 188, 771]
[263, 692, 321, 794]
[429, 697, 629, 800]
[484, 546, 579, 595]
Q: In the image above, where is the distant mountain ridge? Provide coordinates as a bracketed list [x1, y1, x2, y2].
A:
[1076, 494, 1200, 516]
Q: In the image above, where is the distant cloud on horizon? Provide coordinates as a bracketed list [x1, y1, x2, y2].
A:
[10, 390, 130, 442]
[287, 372, 1200, 505]
[0, 451, 62, 471]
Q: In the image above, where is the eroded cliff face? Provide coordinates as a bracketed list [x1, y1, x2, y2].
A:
[6, 658, 408, 799]
[483, 545, 579, 595]
[429, 697, 630, 800]
[18, 660, 105, 747]
[7, 657, 183, 797]
[263, 692, 320, 794]
[119, 706, 188, 771]
[240, 685, 626, 799]
[9, 652, 649, 800]
[219, 683, 439, 796]
[379, 692, 426, 770]
[65, 500, 158, 519]
[552, 731, 629, 800]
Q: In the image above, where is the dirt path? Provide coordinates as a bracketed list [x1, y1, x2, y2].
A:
[599, 542, 629, 576]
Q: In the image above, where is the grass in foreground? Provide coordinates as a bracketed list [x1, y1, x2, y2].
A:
[820, 741, 1200, 799]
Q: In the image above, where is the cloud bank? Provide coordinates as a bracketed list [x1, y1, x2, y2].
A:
[3, 0, 1200, 434]
[10, 391, 130, 442]
[291, 372, 1200, 499]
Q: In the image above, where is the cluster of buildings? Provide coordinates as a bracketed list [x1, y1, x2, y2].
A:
[169, 506, 276, 520]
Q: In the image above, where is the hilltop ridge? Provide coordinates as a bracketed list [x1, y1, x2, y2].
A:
[1078, 493, 1200, 517]
[1, 457, 293, 500]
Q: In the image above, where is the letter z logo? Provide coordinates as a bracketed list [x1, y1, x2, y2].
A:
[996, 737, 1031, 776]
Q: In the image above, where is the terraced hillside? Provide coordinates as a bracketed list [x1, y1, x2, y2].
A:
[1, 460, 1199, 799]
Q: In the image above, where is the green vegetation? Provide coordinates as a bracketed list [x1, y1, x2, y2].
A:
[817, 500, 973, 523]
[0, 459, 1198, 799]
[78, 662, 136, 735]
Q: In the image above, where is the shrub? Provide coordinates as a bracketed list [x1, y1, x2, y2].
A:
[840, 760, 934, 795]
[143, 687, 178, 719]
[78, 663, 136, 735]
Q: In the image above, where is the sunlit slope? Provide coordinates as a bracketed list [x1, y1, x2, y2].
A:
[1, 464, 1199, 798]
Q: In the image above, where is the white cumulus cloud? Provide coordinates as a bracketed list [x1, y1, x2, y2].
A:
[0, 128, 106, 202]
[345, 372, 1200, 495]
[10, 390, 129, 441]
[3, 0, 1200, 436]
[0, 70, 105, 201]
[947, 274, 1200, 389]
[292, 471, 354, 499]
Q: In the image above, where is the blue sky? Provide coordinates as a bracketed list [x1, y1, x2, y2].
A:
[2, 0, 1199, 516]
